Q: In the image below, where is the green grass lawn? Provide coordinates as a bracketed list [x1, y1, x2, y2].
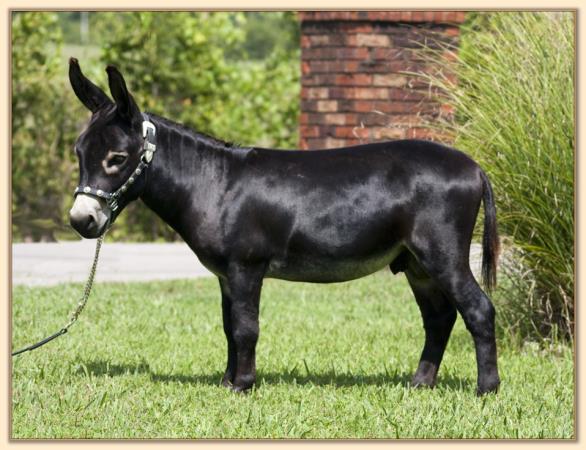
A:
[11, 273, 574, 439]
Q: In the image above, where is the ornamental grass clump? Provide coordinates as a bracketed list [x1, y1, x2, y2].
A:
[418, 12, 574, 342]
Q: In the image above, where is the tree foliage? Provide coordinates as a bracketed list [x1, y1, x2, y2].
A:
[12, 12, 82, 241]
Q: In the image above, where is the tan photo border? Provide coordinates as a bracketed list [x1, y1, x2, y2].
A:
[1, 0, 582, 448]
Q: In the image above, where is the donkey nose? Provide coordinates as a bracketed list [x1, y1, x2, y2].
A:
[69, 210, 97, 233]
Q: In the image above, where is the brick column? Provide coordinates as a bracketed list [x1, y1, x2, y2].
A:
[299, 11, 466, 149]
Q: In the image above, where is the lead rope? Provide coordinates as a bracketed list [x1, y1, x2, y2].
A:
[12, 234, 105, 356]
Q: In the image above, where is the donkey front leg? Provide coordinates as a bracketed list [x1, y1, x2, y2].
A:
[219, 262, 266, 392]
[218, 278, 237, 388]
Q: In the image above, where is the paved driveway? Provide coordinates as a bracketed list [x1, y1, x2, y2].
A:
[12, 240, 213, 286]
[12, 240, 483, 287]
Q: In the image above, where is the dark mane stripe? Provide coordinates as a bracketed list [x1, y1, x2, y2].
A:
[147, 112, 239, 152]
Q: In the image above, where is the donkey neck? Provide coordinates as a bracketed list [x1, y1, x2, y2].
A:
[138, 113, 244, 239]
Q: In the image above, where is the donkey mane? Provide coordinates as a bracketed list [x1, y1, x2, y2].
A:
[147, 112, 242, 153]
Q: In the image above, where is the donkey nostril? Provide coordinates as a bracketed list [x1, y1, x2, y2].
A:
[70, 212, 97, 232]
[85, 213, 97, 230]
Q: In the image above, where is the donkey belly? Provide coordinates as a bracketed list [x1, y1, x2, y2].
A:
[266, 244, 403, 283]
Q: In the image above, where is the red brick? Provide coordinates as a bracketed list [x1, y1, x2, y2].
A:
[371, 127, 406, 140]
[323, 35, 346, 46]
[301, 61, 311, 75]
[400, 11, 413, 21]
[379, 102, 420, 114]
[334, 126, 369, 140]
[404, 77, 431, 89]
[371, 47, 405, 61]
[300, 125, 320, 138]
[308, 113, 327, 124]
[357, 112, 390, 127]
[355, 33, 391, 47]
[301, 87, 329, 99]
[343, 61, 361, 73]
[373, 74, 408, 87]
[309, 35, 330, 46]
[367, 11, 383, 21]
[323, 113, 357, 126]
[334, 74, 373, 86]
[387, 60, 413, 72]
[329, 87, 389, 101]
[339, 23, 373, 34]
[301, 74, 321, 86]
[356, 60, 392, 73]
[316, 100, 338, 112]
[445, 11, 457, 22]
[304, 138, 326, 149]
[389, 114, 425, 126]
[438, 11, 451, 22]
[423, 11, 436, 22]
[325, 137, 348, 148]
[301, 35, 311, 48]
[353, 100, 376, 112]
[318, 124, 335, 136]
[344, 34, 357, 46]
[390, 88, 428, 102]
[303, 74, 336, 86]
[299, 113, 310, 124]
[308, 47, 366, 61]
[301, 100, 318, 111]
[412, 11, 425, 22]
[309, 61, 345, 73]
[406, 127, 448, 141]
[312, 60, 360, 73]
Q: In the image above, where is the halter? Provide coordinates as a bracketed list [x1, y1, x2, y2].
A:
[73, 112, 157, 214]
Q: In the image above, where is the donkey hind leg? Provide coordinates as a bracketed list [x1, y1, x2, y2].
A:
[219, 263, 266, 392]
[408, 248, 500, 395]
[404, 263, 457, 389]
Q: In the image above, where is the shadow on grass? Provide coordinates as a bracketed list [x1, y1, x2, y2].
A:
[76, 359, 473, 391]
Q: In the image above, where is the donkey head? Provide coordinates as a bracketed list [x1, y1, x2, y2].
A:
[68, 58, 146, 238]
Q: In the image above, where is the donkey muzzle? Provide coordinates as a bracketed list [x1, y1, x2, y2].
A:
[69, 194, 111, 238]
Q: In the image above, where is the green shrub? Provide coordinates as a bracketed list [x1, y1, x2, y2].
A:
[11, 12, 83, 241]
[420, 12, 574, 342]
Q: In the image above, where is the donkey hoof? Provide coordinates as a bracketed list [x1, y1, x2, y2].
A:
[221, 371, 235, 388]
[410, 374, 436, 389]
[231, 384, 254, 394]
[231, 375, 255, 393]
[476, 378, 500, 396]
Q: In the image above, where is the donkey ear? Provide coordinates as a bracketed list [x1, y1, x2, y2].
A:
[68, 57, 112, 113]
[106, 65, 141, 122]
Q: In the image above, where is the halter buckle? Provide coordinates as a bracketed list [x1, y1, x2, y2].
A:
[142, 120, 156, 139]
[142, 119, 156, 163]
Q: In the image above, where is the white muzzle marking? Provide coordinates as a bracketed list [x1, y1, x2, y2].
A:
[70, 193, 111, 231]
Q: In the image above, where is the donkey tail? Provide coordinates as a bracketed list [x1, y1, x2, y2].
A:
[480, 169, 499, 292]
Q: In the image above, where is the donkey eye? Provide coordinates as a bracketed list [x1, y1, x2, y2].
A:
[107, 153, 128, 167]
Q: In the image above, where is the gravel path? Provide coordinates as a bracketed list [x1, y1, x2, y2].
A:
[12, 240, 483, 287]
